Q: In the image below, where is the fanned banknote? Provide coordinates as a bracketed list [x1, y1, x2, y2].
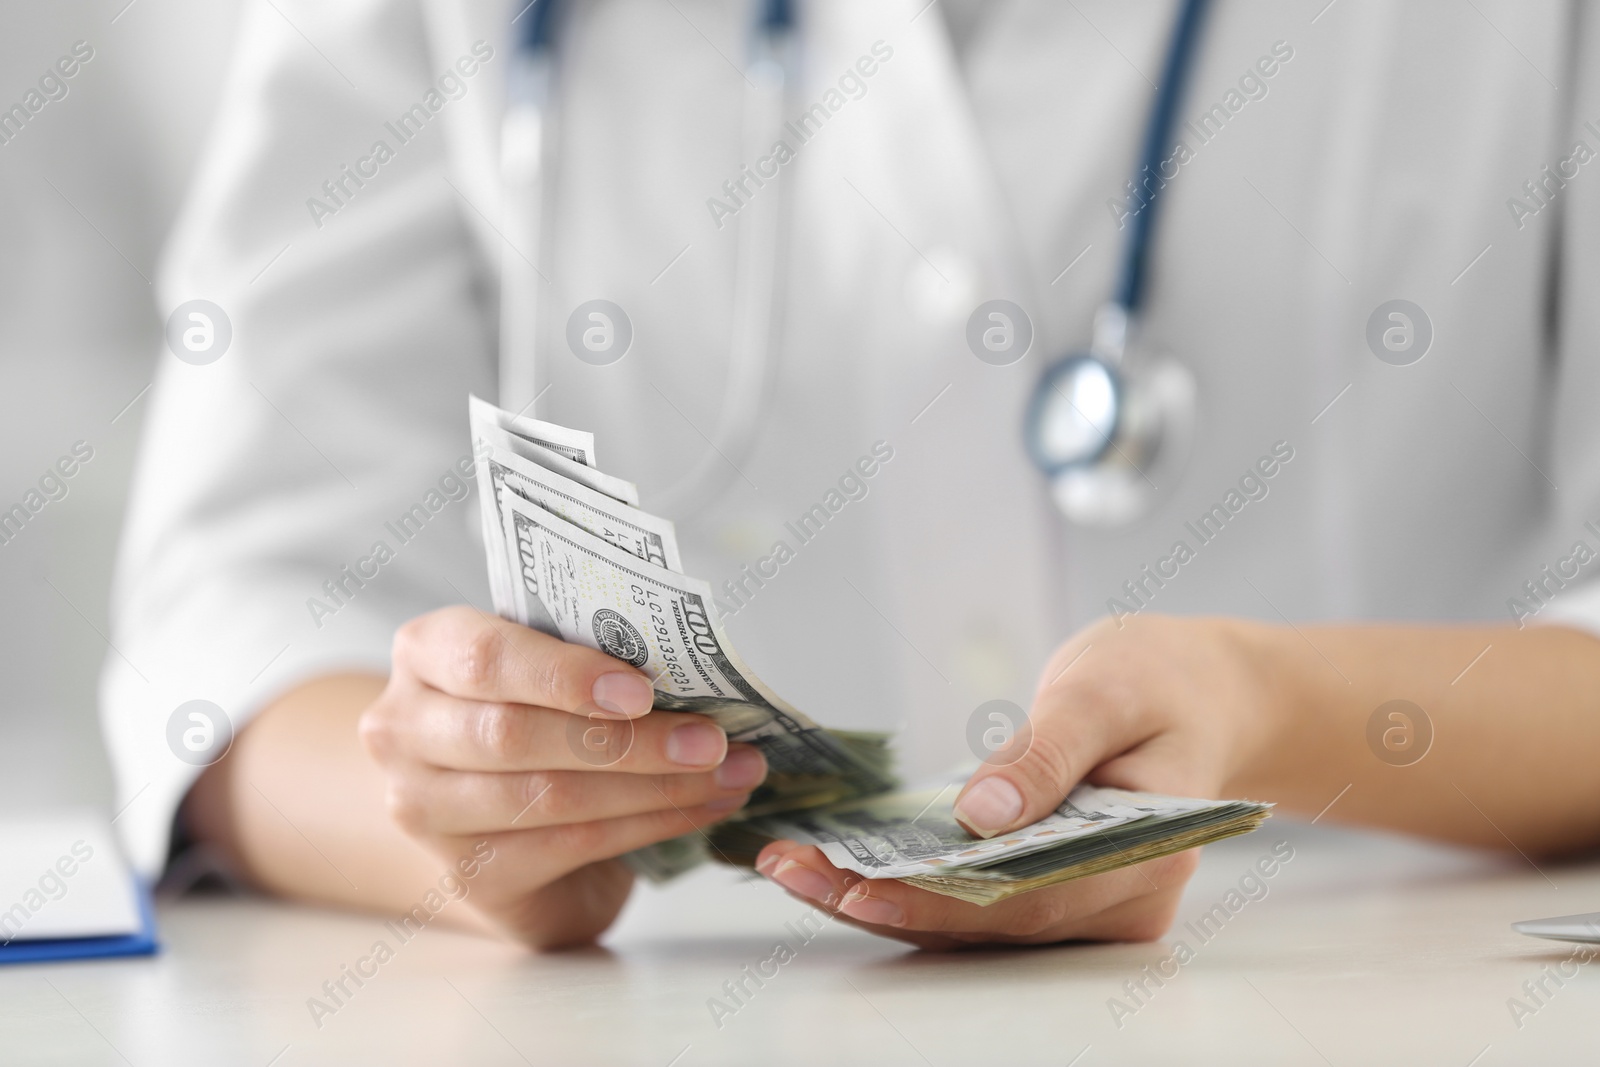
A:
[468, 393, 597, 467]
[472, 418, 671, 615]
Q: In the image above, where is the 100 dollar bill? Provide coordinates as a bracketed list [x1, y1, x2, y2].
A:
[474, 420, 677, 620]
[468, 393, 597, 467]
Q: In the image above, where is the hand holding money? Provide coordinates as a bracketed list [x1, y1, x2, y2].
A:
[737, 615, 1283, 947]
[466, 398, 1274, 943]
[356, 606, 769, 949]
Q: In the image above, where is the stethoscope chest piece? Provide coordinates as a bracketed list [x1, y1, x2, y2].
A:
[1041, 347, 1196, 527]
[1025, 301, 1196, 526]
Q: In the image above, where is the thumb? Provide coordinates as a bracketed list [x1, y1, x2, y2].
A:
[952, 684, 1146, 839]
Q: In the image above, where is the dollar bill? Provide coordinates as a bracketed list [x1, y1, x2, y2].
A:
[711, 773, 1270, 905]
[496, 489, 896, 817]
[468, 393, 597, 467]
[473, 419, 677, 616]
[470, 405, 640, 507]
[482, 425, 682, 571]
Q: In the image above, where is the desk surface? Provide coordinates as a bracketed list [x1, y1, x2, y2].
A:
[1, 820, 1595, 1066]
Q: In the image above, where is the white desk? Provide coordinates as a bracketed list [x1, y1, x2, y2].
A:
[2, 820, 1595, 1066]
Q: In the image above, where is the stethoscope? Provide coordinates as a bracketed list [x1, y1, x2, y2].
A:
[1023, 0, 1209, 526]
[503, 0, 1206, 526]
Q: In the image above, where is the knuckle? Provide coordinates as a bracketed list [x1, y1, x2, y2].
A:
[531, 650, 574, 708]
[357, 698, 399, 763]
[391, 616, 426, 667]
[519, 771, 563, 818]
[356, 710, 388, 760]
[459, 625, 504, 693]
[1015, 728, 1076, 798]
[475, 701, 531, 762]
[385, 782, 429, 834]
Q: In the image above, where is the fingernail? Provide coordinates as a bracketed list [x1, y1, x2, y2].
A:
[666, 722, 726, 766]
[953, 776, 1024, 838]
[755, 852, 783, 876]
[839, 894, 905, 927]
[592, 672, 654, 718]
[706, 793, 749, 814]
[770, 860, 835, 904]
[714, 747, 767, 789]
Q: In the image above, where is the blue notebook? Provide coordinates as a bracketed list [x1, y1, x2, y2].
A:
[0, 813, 159, 965]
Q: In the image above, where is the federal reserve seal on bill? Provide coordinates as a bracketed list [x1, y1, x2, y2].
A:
[592, 608, 650, 667]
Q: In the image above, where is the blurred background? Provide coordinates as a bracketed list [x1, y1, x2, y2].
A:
[0, 0, 242, 811]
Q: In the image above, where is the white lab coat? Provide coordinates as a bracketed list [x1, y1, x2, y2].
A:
[103, 0, 1600, 876]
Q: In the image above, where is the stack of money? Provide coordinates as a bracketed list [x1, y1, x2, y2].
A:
[469, 397, 896, 879]
[469, 397, 1269, 898]
[712, 773, 1271, 905]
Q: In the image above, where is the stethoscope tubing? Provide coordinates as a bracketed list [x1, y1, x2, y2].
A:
[1023, 0, 1211, 483]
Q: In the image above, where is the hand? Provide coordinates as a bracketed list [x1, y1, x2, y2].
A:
[359, 605, 768, 949]
[756, 614, 1278, 949]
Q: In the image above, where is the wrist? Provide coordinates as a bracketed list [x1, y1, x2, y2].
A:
[1216, 617, 1309, 793]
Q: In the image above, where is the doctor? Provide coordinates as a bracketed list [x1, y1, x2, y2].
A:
[106, 0, 1600, 949]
